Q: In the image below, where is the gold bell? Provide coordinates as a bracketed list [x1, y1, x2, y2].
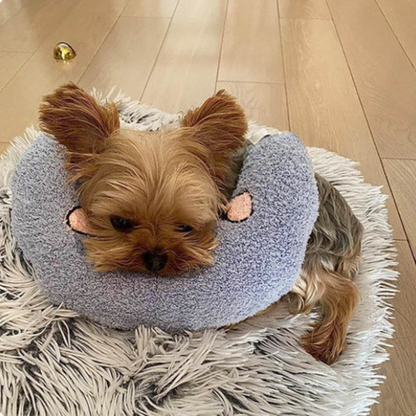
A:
[53, 42, 76, 61]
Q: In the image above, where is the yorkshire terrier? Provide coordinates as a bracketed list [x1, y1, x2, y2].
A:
[40, 83, 363, 364]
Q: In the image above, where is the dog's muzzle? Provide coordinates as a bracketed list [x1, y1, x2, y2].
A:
[142, 252, 168, 272]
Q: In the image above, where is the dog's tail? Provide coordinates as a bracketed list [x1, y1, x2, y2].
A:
[288, 174, 363, 364]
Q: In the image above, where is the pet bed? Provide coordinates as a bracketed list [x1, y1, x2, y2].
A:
[11, 130, 318, 332]
[0, 95, 397, 416]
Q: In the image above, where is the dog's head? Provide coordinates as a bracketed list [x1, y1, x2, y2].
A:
[39, 83, 247, 274]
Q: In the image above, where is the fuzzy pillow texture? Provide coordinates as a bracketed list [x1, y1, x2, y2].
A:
[11, 132, 318, 332]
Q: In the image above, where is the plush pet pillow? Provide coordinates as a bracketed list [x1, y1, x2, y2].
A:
[11, 132, 318, 332]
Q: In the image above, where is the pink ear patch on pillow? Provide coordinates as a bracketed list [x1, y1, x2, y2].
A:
[66, 207, 90, 235]
[227, 192, 253, 222]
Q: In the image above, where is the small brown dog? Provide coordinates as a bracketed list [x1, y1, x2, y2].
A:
[40, 83, 362, 364]
[40, 83, 246, 275]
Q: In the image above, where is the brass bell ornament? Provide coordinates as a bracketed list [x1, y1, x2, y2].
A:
[53, 42, 76, 61]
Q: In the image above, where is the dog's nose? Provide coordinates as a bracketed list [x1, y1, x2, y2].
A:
[143, 251, 168, 272]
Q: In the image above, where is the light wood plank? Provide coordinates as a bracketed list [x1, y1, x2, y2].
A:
[122, 0, 178, 17]
[141, 0, 227, 113]
[328, 0, 416, 159]
[0, 0, 68, 28]
[0, 51, 31, 91]
[0, 0, 24, 27]
[0, 2, 122, 141]
[218, 0, 284, 83]
[376, 0, 416, 69]
[278, 0, 331, 19]
[280, 19, 405, 240]
[383, 159, 416, 255]
[216, 81, 289, 130]
[0, 60, 82, 142]
[79, 17, 169, 98]
[0, 0, 77, 52]
[31, 0, 128, 62]
[370, 241, 416, 416]
[71, 0, 128, 16]
[0, 0, 54, 27]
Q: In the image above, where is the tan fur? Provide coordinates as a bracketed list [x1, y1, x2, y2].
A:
[39, 83, 120, 182]
[39, 83, 247, 275]
[181, 90, 248, 197]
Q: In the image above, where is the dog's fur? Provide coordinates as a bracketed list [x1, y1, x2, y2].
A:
[39, 83, 363, 364]
[288, 174, 363, 364]
[40, 83, 246, 275]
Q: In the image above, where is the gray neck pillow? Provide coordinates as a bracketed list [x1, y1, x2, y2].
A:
[11, 132, 318, 332]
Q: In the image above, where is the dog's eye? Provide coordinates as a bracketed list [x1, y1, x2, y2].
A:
[176, 225, 193, 233]
[111, 216, 133, 232]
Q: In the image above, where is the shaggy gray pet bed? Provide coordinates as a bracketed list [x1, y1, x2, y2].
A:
[0, 94, 397, 416]
[11, 132, 318, 332]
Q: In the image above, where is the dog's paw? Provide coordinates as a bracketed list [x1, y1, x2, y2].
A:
[226, 192, 253, 222]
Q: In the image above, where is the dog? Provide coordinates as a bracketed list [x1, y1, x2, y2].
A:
[40, 83, 247, 275]
[39, 83, 363, 364]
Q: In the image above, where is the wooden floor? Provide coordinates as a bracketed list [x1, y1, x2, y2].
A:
[0, 0, 415, 414]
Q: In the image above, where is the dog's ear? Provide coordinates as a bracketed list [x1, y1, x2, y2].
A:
[181, 90, 248, 187]
[39, 82, 120, 181]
